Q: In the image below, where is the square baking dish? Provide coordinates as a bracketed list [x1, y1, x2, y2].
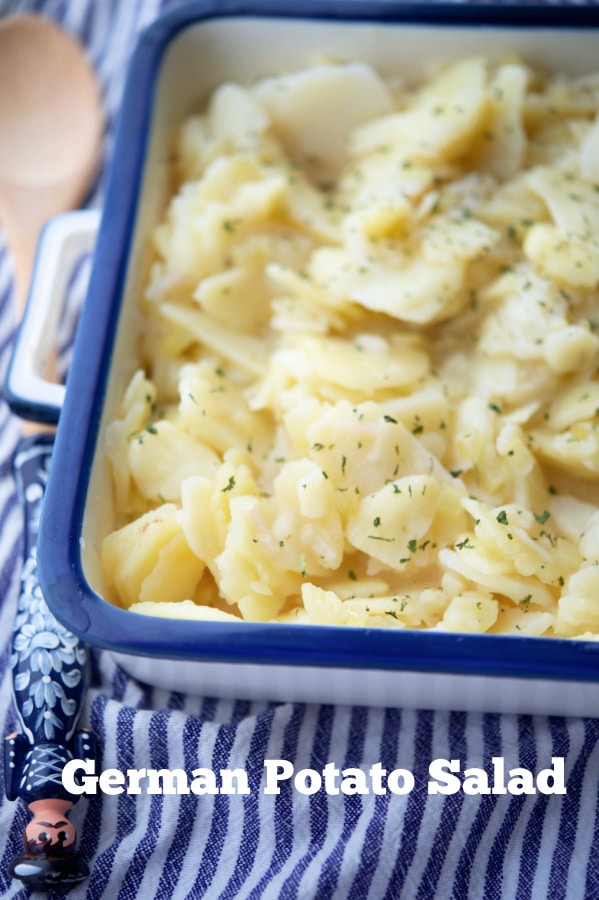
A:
[23, 0, 599, 715]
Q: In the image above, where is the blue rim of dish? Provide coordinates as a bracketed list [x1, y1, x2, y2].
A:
[37, 1, 599, 682]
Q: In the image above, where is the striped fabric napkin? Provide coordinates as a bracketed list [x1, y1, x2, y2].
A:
[0, 1, 598, 897]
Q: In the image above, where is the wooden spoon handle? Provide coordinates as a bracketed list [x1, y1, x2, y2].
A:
[6, 437, 94, 891]
[0, 16, 103, 887]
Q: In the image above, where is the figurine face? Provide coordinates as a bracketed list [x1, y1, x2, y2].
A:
[24, 799, 75, 853]
[10, 797, 89, 890]
[25, 818, 75, 852]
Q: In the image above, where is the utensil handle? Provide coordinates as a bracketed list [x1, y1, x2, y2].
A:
[4, 208, 100, 424]
[5, 435, 96, 891]
[11, 436, 89, 743]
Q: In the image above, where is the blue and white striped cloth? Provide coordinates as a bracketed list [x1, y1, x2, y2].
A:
[1, 1, 599, 897]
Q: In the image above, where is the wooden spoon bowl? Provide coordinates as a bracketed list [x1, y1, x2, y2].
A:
[0, 13, 103, 310]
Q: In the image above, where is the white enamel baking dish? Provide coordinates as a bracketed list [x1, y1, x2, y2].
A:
[8, 1, 599, 716]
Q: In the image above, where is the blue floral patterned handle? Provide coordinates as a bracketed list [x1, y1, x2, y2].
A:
[5, 435, 96, 891]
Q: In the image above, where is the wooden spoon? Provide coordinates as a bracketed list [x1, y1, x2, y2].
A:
[0, 13, 103, 314]
[0, 14, 103, 891]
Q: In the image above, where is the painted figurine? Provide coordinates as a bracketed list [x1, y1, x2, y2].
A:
[5, 437, 96, 890]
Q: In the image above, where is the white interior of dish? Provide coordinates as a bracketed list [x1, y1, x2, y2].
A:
[81, 14, 599, 600]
